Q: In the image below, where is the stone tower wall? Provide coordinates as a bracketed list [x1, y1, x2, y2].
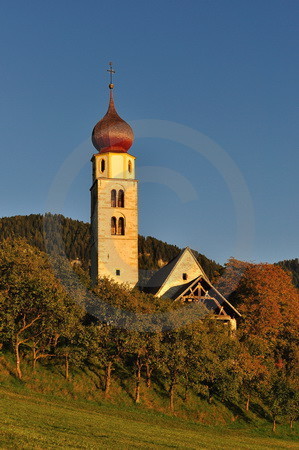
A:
[90, 153, 138, 288]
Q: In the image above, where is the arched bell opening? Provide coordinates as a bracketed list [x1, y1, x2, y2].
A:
[111, 216, 117, 235]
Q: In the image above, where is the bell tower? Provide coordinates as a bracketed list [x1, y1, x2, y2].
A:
[90, 63, 138, 288]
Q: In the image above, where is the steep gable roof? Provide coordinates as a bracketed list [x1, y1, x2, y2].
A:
[144, 247, 208, 297]
[143, 247, 241, 318]
[175, 275, 241, 318]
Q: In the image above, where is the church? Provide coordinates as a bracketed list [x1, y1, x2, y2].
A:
[90, 64, 240, 326]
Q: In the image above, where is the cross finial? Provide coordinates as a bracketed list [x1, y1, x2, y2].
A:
[107, 61, 115, 89]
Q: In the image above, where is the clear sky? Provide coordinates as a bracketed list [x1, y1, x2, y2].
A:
[0, 0, 298, 265]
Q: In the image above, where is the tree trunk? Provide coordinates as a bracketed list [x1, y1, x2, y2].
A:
[290, 419, 293, 429]
[272, 418, 276, 432]
[53, 334, 60, 347]
[145, 363, 152, 388]
[14, 315, 41, 380]
[135, 361, 142, 404]
[33, 345, 37, 372]
[105, 361, 112, 397]
[15, 340, 22, 379]
[65, 354, 69, 380]
[246, 394, 250, 411]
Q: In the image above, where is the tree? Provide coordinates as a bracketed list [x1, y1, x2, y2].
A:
[263, 373, 291, 432]
[284, 376, 299, 430]
[85, 323, 127, 397]
[277, 258, 299, 289]
[234, 264, 299, 346]
[215, 258, 252, 299]
[160, 329, 188, 412]
[0, 238, 82, 378]
[55, 324, 87, 380]
[237, 345, 268, 411]
[126, 330, 162, 403]
[189, 321, 241, 405]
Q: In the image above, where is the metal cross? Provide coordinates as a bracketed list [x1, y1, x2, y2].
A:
[107, 62, 115, 85]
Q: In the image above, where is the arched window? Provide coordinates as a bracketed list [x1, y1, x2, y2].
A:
[118, 189, 124, 208]
[111, 217, 117, 235]
[128, 160, 132, 173]
[111, 190, 116, 207]
[100, 159, 105, 173]
[118, 217, 125, 235]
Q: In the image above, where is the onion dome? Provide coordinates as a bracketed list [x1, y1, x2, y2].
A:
[92, 90, 134, 153]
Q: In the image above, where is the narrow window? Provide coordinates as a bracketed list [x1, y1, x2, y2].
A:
[111, 189, 116, 207]
[182, 273, 188, 280]
[118, 189, 124, 208]
[118, 217, 125, 235]
[101, 159, 105, 172]
[128, 160, 132, 173]
[111, 217, 117, 235]
[116, 269, 120, 276]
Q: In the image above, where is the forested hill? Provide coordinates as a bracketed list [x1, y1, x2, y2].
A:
[0, 214, 222, 279]
[0, 214, 90, 268]
[277, 258, 299, 289]
[138, 235, 222, 279]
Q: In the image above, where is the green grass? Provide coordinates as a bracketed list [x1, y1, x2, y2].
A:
[0, 387, 298, 449]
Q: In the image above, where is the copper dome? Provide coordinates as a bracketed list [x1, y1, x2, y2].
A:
[92, 91, 134, 153]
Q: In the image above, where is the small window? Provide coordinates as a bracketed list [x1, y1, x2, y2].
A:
[100, 159, 105, 173]
[118, 217, 125, 235]
[116, 269, 120, 276]
[182, 273, 188, 280]
[118, 189, 124, 208]
[111, 217, 117, 235]
[111, 190, 116, 207]
[128, 160, 132, 173]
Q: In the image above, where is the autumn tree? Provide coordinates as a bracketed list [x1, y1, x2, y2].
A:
[234, 264, 299, 350]
[215, 257, 252, 299]
[231, 263, 299, 420]
[237, 343, 268, 411]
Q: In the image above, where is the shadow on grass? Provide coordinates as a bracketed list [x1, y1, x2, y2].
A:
[83, 365, 104, 390]
[115, 364, 135, 402]
[223, 400, 252, 423]
[250, 400, 271, 421]
[151, 374, 169, 401]
[0, 356, 19, 380]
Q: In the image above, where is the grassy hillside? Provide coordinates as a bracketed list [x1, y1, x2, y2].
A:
[0, 353, 239, 426]
[1, 387, 298, 449]
[1, 353, 298, 449]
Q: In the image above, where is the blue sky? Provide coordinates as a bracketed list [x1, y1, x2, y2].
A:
[0, 0, 298, 264]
